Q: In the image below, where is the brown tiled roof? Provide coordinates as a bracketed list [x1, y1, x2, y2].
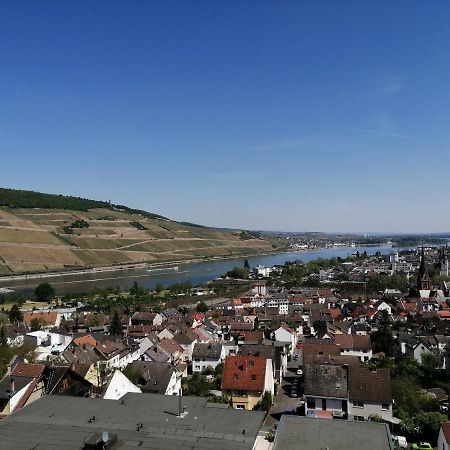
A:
[348, 367, 392, 403]
[229, 322, 253, 331]
[131, 312, 157, 322]
[303, 342, 340, 360]
[442, 422, 450, 444]
[334, 334, 371, 351]
[235, 331, 264, 343]
[23, 311, 58, 325]
[157, 338, 183, 356]
[10, 363, 45, 378]
[221, 355, 267, 392]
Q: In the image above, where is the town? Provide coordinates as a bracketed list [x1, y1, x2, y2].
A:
[0, 244, 449, 449]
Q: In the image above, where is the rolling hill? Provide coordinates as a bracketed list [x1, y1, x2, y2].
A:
[0, 188, 277, 275]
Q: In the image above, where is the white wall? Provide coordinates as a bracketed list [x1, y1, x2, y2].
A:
[437, 428, 450, 450]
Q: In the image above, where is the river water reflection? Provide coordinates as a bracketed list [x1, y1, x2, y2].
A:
[0, 245, 394, 295]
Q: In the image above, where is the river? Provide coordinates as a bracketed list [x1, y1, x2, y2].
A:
[0, 245, 394, 295]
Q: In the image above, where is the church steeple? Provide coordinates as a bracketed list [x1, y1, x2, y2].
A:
[417, 246, 431, 291]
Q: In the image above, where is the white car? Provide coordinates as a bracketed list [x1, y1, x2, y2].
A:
[392, 435, 408, 449]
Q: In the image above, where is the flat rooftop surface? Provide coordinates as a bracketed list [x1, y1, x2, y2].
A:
[273, 416, 394, 450]
[0, 393, 265, 450]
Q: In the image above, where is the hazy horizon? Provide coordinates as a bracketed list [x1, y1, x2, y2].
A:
[1, 2, 449, 233]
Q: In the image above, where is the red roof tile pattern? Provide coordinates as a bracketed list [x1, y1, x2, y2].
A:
[23, 311, 58, 325]
[10, 363, 45, 378]
[221, 355, 267, 392]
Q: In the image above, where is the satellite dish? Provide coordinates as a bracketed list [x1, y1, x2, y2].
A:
[102, 431, 109, 443]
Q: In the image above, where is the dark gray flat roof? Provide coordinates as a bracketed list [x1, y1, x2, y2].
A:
[0, 392, 265, 450]
[273, 416, 394, 450]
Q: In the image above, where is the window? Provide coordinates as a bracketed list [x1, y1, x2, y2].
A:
[381, 403, 389, 410]
[251, 374, 257, 381]
[307, 398, 315, 409]
[248, 360, 255, 367]
[354, 415, 365, 421]
[236, 404, 245, 410]
[353, 401, 364, 407]
[322, 398, 327, 410]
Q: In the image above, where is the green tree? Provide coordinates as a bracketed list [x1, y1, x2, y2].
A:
[244, 259, 250, 270]
[254, 391, 272, 412]
[34, 283, 55, 302]
[183, 374, 210, 396]
[30, 318, 42, 332]
[373, 310, 396, 357]
[109, 310, 123, 336]
[154, 283, 164, 293]
[225, 267, 249, 279]
[196, 301, 208, 313]
[0, 326, 7, 347]
[420, 352, 441, 388]
[8, 304, 23, 323]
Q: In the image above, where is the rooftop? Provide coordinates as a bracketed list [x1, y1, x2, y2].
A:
[273, 416, 394, 450]
[0, 393, 264, 450]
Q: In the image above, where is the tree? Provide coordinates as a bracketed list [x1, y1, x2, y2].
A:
[225, 267, 249, 279]
[0, 327, 7, 347]
[8, 304, 23, 323]
[109, 310, 123, 336]
[244, 259, 250, 270]
[154, 283, 164, 293]
[254, 391, 272, 412]
[196, 301, 208, 313]
[34, 283, 55, 302]
[372, 310, 396, 357]
[420, 352, 441, 388]
[30, 318, 42, 332]
[183, 374, 210, 396]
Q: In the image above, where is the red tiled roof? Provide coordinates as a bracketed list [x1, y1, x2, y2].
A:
[10, 363, 45, 378]
[23, 311, 58, 325]
[12, 379, 39, 412]
[221, 355, 267, 391]
[73, 335, 98, 347]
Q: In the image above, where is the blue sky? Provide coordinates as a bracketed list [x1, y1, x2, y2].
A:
[1, 1, 449, 233]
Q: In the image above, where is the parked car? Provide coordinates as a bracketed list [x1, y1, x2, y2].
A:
[296, 368, 303, 376]
[392, 435, 407, 449]
[410, 443, 432, 450]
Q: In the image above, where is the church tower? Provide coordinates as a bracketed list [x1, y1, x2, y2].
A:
[417, 246, 431, 290]
[439, 245, 449, 277]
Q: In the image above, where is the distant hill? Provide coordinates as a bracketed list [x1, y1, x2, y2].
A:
[0, 188, 277, 275]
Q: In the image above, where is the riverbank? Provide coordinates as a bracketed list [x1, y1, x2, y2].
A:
[0, 245, 394, 295]
[0, 248, 285, 283]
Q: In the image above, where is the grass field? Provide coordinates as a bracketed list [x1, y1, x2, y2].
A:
[0, 228, 64, 244]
